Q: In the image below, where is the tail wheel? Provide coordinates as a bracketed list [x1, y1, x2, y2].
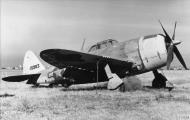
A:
[62, 83, 69, 88]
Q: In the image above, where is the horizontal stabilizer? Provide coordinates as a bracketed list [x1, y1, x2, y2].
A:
[107, 73, 123, 90]
[2, 74, 41, 83]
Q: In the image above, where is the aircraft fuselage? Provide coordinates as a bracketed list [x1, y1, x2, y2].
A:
[87, 34, 167, 76]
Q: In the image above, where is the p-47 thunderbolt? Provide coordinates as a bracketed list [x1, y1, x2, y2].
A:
[40, 21, 188, 90]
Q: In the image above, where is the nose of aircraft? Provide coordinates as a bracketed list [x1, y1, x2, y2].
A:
[159, 21, 188, 70]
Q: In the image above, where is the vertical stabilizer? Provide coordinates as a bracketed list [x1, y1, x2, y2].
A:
[23, 51, 45, 74]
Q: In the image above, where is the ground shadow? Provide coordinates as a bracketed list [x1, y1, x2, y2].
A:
[143, 86, 174, 91]
[30, 85, 62, 88]
[0, 93, 15, 97]
[61, 86, 107, 91]
[30, 84, 174, 92]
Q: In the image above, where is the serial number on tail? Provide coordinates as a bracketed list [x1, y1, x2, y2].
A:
[30, 64, 40, 70]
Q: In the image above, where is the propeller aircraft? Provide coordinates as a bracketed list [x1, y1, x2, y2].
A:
[2, 21, 188, 90]
[40, 21, 188, 90]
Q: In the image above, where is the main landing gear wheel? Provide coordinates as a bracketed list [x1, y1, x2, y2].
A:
[152, 70, 167, 88]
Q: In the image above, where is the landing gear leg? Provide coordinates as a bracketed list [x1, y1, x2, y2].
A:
[152, 70, 167, 88]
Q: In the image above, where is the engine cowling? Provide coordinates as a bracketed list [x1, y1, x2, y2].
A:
[139, 34, 167, 71]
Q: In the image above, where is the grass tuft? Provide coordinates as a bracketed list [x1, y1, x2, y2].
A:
[17, 98, 36, 113]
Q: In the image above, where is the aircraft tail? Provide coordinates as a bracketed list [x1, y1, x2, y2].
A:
[23, 50, 45, 74]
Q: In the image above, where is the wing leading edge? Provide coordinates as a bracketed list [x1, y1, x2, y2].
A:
[40, 49, 133, 74]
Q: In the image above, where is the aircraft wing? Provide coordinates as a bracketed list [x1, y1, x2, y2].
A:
[2, 73, 41, 84]
[40, 49, 133, 73]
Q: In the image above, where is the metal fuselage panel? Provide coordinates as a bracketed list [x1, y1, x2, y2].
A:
[88, 40, 140, 63]
[139, 34, 167, 72]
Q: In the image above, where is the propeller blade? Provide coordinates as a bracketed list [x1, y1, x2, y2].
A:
[166, 45, 174, 70]
[159, 20, 172, 43]
[173, 46, 188, 70]
[81, 38, 86, 51]
[172, 21, 177, 40]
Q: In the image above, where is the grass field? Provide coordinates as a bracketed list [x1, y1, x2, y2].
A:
[1, 70, 190, 120]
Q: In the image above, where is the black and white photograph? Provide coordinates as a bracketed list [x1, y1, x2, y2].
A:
[1, 0, 190, 120]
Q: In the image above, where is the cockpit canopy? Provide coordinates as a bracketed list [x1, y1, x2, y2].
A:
[88, 39, 118, 52]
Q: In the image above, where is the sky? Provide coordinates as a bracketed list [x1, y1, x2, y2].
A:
[1, 0, 190, 67]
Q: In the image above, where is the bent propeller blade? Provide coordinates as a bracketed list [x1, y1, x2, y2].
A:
[173, 46, 188, 70]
